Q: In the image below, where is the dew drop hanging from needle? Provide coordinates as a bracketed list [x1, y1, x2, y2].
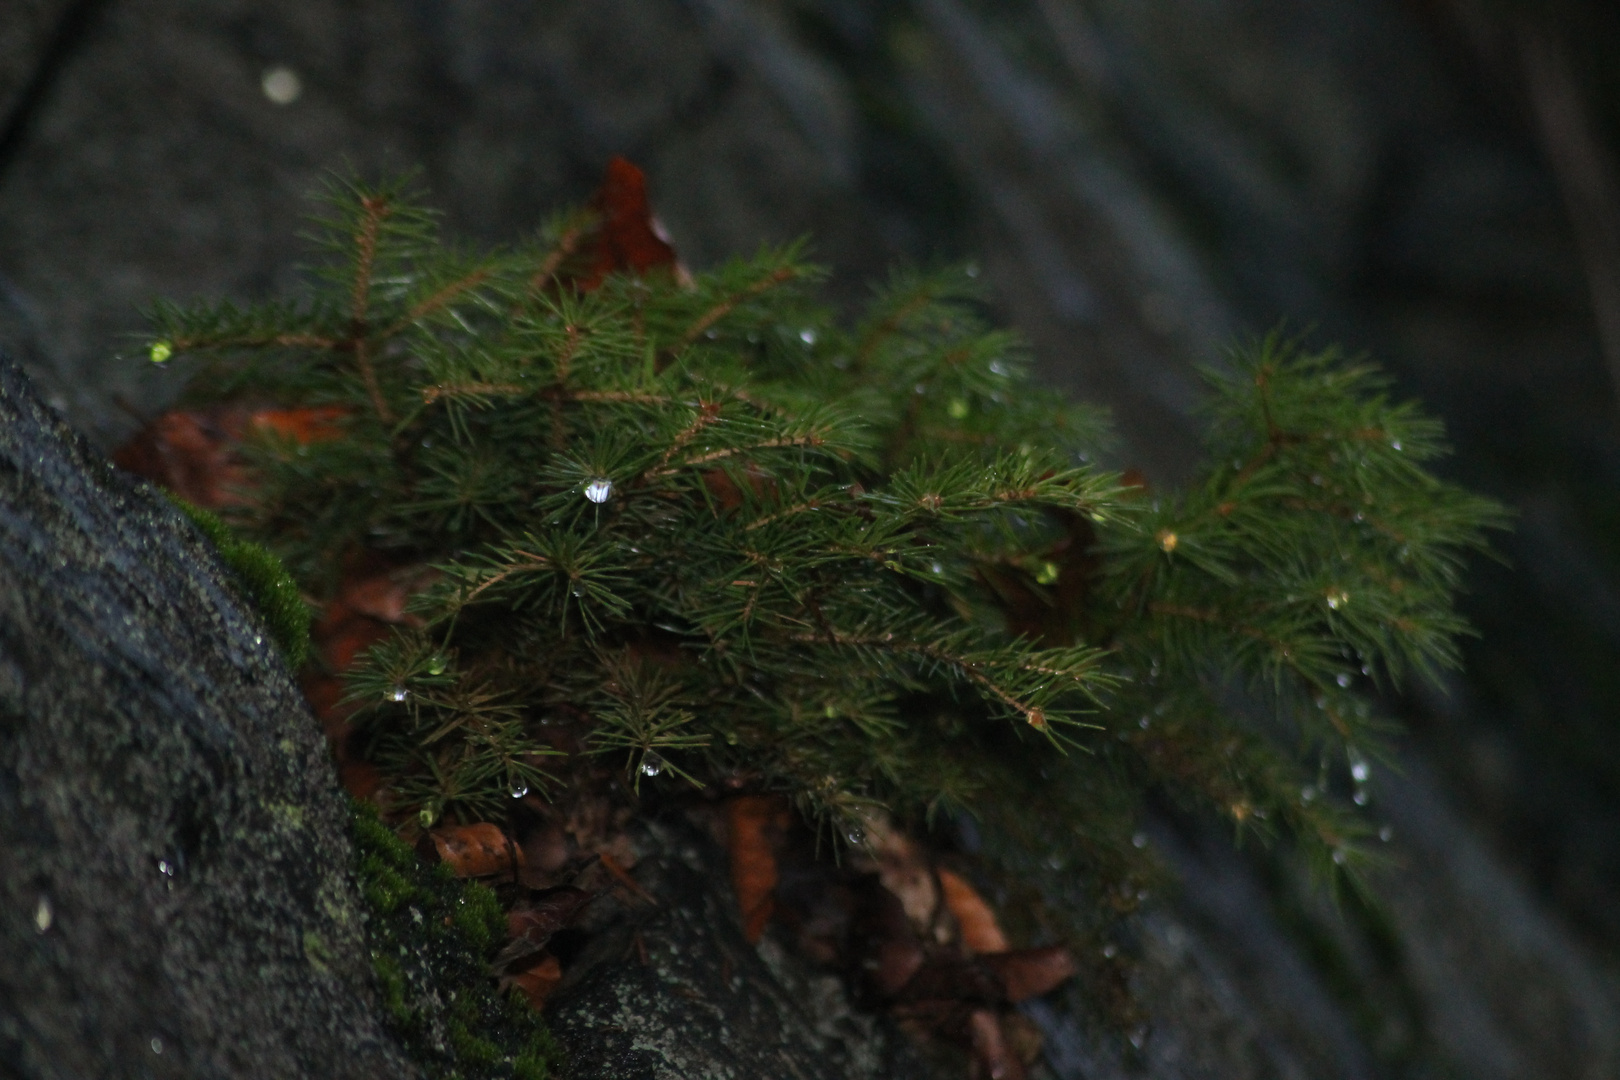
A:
[584, 479, 613, 504]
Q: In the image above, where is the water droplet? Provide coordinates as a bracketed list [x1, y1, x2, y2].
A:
[1353, 790, 1369, 806]
[1391, 440, 1403, 451]
[510, 781, 529, 799]
[1045, 853, 1064, 870]
[947, 398, 969, 419]
[1336, 673, 1352, 688]
[389, 685, 408, 702]
[157, 859, 174, 876]
[641, 754, 664, 777]
[913, 383, 928, 395]
[418, 806, 437, 828]
[1131, 832, 1148, 849]
[1332, 849, 1347, 865]
[421, 436, 434, 449]
[930, 561, 944, 575]
[989, 360, 1008, 376]
[253, 634, 263, 646]
[1350, 761, 1370, 783]
[1326, 589, 1349, 610]
[1301, 786, 1317, 803]
[965, 262, 980, 278]
[845, 827, 866, 846]
[799, 327, 817, 345]
[149, 340, 174, 364]
[584, 478, 613, 503]
[1379, 825, 1394, 842]
[426, 655, 447, 676]
[261, 66, 302, 105]
[1102, 943, 1118, 958]
[1129, 1027, 1147, 1050]
[33, 896, 51, 933]
[570, 582, 586, 598]
[1139, 715, 1150, 729]
[150, 1037, 163, 1055]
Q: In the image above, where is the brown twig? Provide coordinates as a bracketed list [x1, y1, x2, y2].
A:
[350, 195, 394, 423]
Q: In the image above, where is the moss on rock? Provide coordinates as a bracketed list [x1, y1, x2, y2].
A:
[351, 801, 560, 1080]
[168, 494, 313, 668]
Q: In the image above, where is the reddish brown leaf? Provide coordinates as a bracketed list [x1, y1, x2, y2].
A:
[597, 851, 656, 905]
[981, 946, 1078, 1003]
[938, 867, 1008, 955]
[860, 814, 942, 936]
[576, 156, 680, 292]
[422, 822, 524, 878]
[338, 758, 384, 802]
[115, 405, 350, 510]
[248, 405, 348, 444]
[520, 821, 573, 877]
[875, 938, 930, 998]
[506, 886, 593, 945]
[892, 954, 1003, 1005]
[301, 673, 355, 740]
[727, 795, 788, 944]
[504, 954, 562, 1010]
[968, 1009, 1027, 1080]
[313, 612, 392, 673]
[335, 572, 418, 625]
[701, 468, 746, 511]
[114, 408, 252, 508]
[851, 878, 929, 997]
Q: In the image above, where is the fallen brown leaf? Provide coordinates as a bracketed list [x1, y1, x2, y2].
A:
[728, 795, 789, 944]
[938, 867, 1009, 954]
[859, 813, 944, 939]
[422, 822, 523, 878]
[982, 945, 1079, 1003]
[968, 1008, 1027, 1080]
[503, 954, 562, 1010]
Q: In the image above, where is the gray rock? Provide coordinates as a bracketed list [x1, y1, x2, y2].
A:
[546, 818, 938, 1080]
[0, 352, 416, 1080]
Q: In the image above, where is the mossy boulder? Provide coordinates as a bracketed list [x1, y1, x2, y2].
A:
[0, 352, 413, 1078]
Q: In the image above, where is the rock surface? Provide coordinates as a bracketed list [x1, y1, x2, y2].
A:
[0, 351, 416, 1079]
[547, 818, 937, 1080]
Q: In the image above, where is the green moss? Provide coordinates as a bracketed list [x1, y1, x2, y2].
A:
[168, 495, 312, 668]
[350, 800, 561, 1079]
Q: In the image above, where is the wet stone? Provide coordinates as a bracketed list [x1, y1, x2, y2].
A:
[0, 355, 414, 1080]
[546, 817, 938, 1080]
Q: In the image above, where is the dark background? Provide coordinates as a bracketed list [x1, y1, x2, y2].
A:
[4, 2, 1619, 1076]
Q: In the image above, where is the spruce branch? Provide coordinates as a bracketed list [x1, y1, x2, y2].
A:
[141, 174, 1506, 930]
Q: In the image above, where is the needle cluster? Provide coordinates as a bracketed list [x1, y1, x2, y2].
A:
[145, 175, 1503, 919]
